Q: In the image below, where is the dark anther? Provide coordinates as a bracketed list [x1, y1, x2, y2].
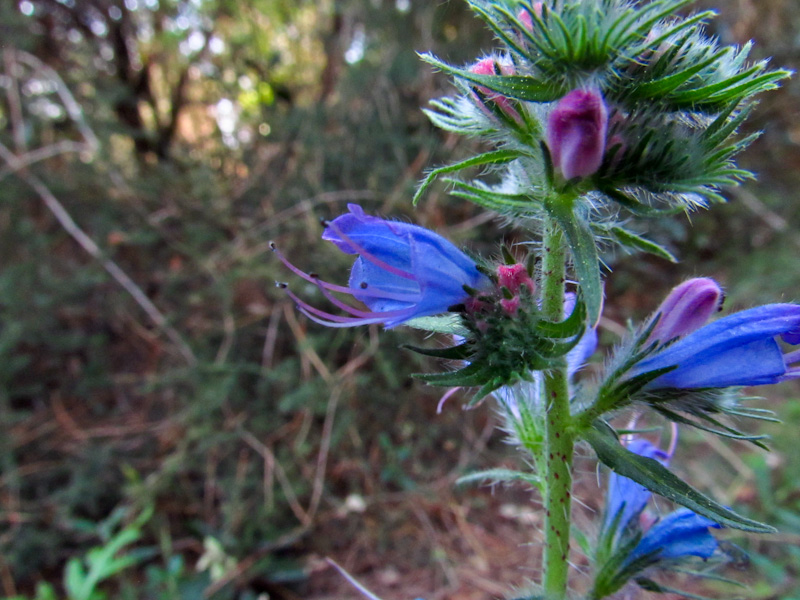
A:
[309, 272, 319, 279]
[360, 282, 368, 289]
[275, 281, 288, 289]
[320, 218, 330, 227]
[719, 292, 726, 311]
[269, 241, 277, 250]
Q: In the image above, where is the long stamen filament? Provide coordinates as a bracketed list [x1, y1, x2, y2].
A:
[271, 242, 420, 302]
[783, 348, 800, 365]
[312, 277, 416, 319]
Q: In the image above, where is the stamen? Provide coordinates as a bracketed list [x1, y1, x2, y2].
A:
[325, 220, 416, 281]
[437, 387, 461, 414]
[298, 308, 394, 328]
[271, 243, 420, 302]
[783, 367, 800, 380]
[665, 421, 679, 459]
[283, 287, 367, 323]
[281, 285, 416, 328]
[783, 348, 800, 365]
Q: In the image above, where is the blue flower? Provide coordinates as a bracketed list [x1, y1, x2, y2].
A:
[273, 204, 490, 328]
[628, 508, 722, 563]
[630, 303, 800, 389]
[603, 438, 721, 576]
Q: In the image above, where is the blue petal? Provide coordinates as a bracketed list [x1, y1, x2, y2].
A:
[629, 508, 721, 562]
[325, 204, 480, 277]
[648, 338, 786, 388]
[407, 234, 487, 314]
[604, 439, 668, 532]
[349, 257, 420, 312]
[631, 304, 800, 388]
[564, 292, 597, 376]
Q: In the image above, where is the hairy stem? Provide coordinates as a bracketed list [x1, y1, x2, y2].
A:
[541, 210, 574, 599]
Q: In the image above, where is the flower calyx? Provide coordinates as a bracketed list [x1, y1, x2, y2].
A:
[407, 255, 586, 405]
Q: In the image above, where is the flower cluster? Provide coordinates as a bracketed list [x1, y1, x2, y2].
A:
[591, 438, 725, 599]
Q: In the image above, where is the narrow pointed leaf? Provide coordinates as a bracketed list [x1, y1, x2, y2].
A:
[402, 342, 474, 360]
[584, 421, 776, 533]
[414, 149, 524, 205]
[611, 227, 677, 262]
[404, 314, 469, 336]
[546, 201, 603, 325]
[457, 468, 541, 488]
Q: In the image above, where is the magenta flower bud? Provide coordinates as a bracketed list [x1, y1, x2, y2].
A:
[518, 3, 542, 30]
[469, 58, 521, 124]
[496, 263, 535, 295]
[546, 89, 609, 180]
[648, 277, 724, 343]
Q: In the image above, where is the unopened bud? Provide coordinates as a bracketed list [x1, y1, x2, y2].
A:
[546, 89, 608, 180]
[469, 58, 521, 124]
[497, 263, 535, 295]
[649, 278, 724, 343]
[518, 2, 543, 30]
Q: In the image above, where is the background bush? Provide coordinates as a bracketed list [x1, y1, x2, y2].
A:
[1, 0, 799, 598]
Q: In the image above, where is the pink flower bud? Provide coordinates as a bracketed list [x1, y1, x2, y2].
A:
[649, 278, 724, 343]
[500, 296, 522, 316]
[469, 58, 521, 124]
[518, 3, 542, 30]
[546, 89, 609, 180]
[497, 263, 535, 295]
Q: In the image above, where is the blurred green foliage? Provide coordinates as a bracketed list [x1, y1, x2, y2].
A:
[1, 0, 799, 598]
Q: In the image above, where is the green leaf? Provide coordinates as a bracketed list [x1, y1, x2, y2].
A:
[600, 187, 685, 217]
[414, 149, 524, 205]
[419, 53, 562, 101]
[64, 559, 87, 600]
[404, 314, 469, 336]
[584, 421, 776, 533]
[534, 295, 586, 338]
[413, 362, 489, 387]
[402, 342, 474, 360]
[635, 578, 720, 600]
[546, 200, 603, 325]
[610, 227, 677, 262]
[456, 468, 540, 488]
[633, 50, 727, 100]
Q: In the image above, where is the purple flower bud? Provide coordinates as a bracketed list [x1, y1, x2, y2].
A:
[648, 277, 724, 343]
[546, 89, 608, 180]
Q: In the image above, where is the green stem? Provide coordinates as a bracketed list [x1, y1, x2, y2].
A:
[541, 210, 574, 599]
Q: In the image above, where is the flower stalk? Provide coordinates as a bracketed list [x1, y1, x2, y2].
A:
[541, 210, 574, 599]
